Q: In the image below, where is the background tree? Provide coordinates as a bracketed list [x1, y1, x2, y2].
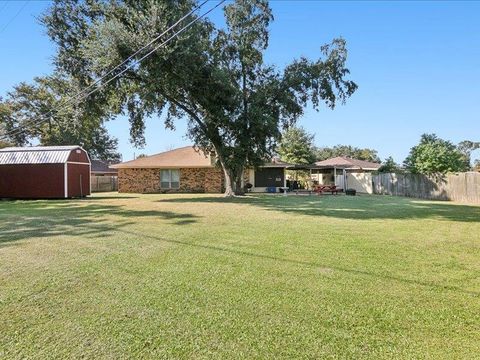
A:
[277, 126, 316, 165]
[41, 0, 357, 196]
[0, 109, 13, 149]
[315, 145, 380, 162]
[457, 140, 480, 170]
[378, 156, 401, 173]
[0, 75, 121, 161]
[404, 133, 467, 174]
[474, 160, 480, 172]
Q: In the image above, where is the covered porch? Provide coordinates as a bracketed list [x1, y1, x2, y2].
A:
[287, 164, 375, 194]
[287, 164, 348, 191]
[309, 166, 347, 189]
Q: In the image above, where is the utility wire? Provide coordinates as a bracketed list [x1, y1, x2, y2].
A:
[0, 2, 10, 15]
[1, 0, 225, 141]
[0, 1, 28, 35]
[0, 0, 211, 140]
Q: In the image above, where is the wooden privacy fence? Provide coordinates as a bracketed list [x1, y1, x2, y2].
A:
[372, 172, 480, 204]
[91, 175, 118, 192]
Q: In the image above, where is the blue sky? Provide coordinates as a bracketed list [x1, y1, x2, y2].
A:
[1, 1, 479, 163]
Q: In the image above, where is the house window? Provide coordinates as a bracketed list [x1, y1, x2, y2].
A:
[160, 169, 180, 189]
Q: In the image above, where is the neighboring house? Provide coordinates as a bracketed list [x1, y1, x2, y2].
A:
[91, 159, 118, 177]
[111, 146, 290, 193]
[0, 145, 91, 199]
[90, 159, 119, 192]
[309, 156, 381, 193]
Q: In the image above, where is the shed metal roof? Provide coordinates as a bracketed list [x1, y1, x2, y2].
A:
[0, 146, 82, 165]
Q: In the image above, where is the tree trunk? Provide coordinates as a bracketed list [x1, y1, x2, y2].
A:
[234, 167, 245, 196]
[222, 166, 236, 197]
[214, 145, 245, 197]
[221, 166, 245, 197]
[215, 150, 235, 197]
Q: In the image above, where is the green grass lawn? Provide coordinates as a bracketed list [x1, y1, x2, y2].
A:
[1, 193, 479, 359]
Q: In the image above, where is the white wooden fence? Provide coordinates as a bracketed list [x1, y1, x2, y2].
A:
[372, 172, 480, 204]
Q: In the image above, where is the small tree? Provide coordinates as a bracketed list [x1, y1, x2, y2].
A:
[378, 156, 401, 173]
[404, 134, 467, 174]
[278, 126, 316, 185]
[457, 140, 480, 170]
[474, 160, 480, 172]
[277, 126, 316, 165]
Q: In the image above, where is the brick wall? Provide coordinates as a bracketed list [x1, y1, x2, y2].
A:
[118, 167, 224, 193]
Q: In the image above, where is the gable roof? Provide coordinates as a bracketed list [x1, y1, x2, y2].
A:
[111, 146, 214, 169]
[111, 146, 293, 169]
[91, 159, 118, 174]
[314, 156, 381, 170]
[0, 145, 84, 165]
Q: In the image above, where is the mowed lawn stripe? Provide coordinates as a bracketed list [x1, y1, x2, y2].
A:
[1, 193, 479, 358]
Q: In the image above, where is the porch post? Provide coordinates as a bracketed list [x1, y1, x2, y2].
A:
[334, 167, 337, 186]
[343, 168, 347, 189]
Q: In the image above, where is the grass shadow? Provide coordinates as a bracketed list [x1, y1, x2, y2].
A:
[156, 194, 480, 222]
[0, 200, 199, 247]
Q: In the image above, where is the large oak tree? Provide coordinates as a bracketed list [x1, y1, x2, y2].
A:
[42, 0, 357, 195]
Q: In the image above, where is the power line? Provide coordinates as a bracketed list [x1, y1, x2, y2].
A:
[0, 0, 28, 35]
[1, 0, 210, 140]
[1, 0, 208, 136]
[0, 2, 9, 15]
[1, 0, 225, 141]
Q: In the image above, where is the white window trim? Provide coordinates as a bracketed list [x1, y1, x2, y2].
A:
[160, 169, 180, 189]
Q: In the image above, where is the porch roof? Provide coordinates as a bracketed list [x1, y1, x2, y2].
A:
[314, 156, 381, 170]
[261, 158, 293, 168]
[287, 157, 381, 171]
[287, 164, 353, 170]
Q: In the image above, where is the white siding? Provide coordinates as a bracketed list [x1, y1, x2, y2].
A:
[346, 172, 373, 194]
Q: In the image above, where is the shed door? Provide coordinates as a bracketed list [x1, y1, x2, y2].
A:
[254, 168, 284, 187]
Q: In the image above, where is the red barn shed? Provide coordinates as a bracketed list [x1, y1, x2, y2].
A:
[0, 146, 91, 199]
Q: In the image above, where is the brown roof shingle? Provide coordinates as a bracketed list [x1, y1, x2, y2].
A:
[111, 146, 213, 169]
[315, 156, 381, 170]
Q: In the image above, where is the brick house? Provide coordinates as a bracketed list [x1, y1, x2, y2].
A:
[111, 146, 290, 194]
